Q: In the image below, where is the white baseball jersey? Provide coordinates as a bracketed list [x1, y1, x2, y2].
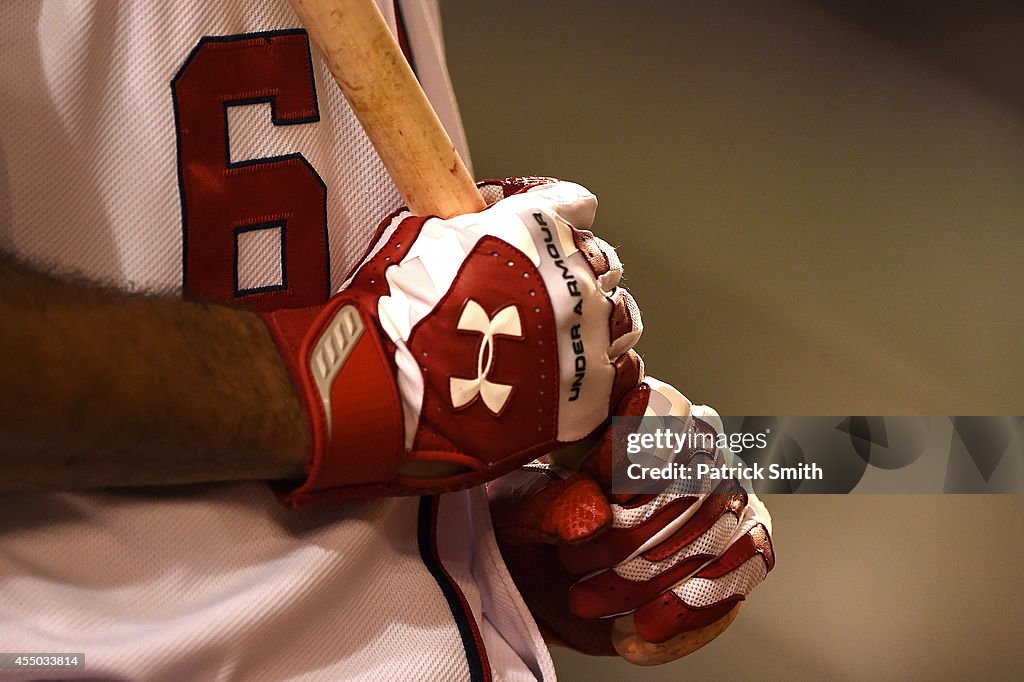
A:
[0, 2, 555, 680]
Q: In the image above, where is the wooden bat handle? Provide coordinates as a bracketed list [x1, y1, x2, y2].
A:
[288, 0, 485, 218]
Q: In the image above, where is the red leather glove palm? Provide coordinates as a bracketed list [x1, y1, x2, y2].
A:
[490, 378, 775, 664]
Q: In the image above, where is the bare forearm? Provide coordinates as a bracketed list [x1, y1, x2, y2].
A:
[0, 256, 308, 489]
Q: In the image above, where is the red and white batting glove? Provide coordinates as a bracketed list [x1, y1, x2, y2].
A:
[261, 178, 643, 506]
[490, 377, 775, 662]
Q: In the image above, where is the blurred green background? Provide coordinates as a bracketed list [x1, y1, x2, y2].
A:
[441, 1, 1024, 679]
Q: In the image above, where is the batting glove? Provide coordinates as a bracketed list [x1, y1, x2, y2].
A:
[490, 377, 775, 664]
[262, 178, 643, 506]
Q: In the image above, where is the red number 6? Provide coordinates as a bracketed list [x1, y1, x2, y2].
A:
[173, 30, 329, 311]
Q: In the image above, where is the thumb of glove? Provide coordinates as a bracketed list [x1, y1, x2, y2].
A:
[489, 468, 612, 546]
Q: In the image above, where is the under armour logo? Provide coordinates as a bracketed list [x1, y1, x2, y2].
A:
[450, 299, 524, 414]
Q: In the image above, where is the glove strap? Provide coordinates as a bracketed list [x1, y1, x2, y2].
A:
[262, 297, 404, 507]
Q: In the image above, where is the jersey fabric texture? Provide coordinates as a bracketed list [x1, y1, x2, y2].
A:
[0, 1, 555, 680]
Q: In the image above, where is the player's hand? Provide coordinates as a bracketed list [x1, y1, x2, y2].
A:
[489, 377, 775, 664]
[261, 177, 643, 506]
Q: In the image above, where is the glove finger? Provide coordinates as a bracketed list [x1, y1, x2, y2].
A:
[561, 479, 746, 576]
[558, 493, 699, 575]
[632, 521, 775, 644]
[572, 229, 622, 292]
[491, 469, 612, 546]
[643, 377, 694, 418]
[606, 350, 645, 430]
[612, 602, 743, 665]
[607, 288, 642, 359]
[523, 179, 599, 233]
[479, 176, 560, 202]
[566, 481, 747, 618]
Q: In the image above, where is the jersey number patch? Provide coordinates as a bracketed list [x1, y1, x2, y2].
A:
[172, 30, 329, 311]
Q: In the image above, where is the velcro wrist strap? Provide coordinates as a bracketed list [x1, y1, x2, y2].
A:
[262, 297, 404, 507]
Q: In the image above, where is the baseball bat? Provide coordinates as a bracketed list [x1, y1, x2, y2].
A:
[289, 0, 739, 663]
[287, 0, 484, 218]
